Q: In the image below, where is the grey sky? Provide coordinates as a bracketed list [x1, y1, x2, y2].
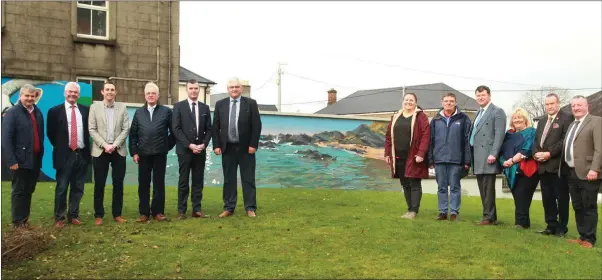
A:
[180, 1, 601, 114]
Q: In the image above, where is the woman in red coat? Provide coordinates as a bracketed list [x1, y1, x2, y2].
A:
[385, 93, 431, 219]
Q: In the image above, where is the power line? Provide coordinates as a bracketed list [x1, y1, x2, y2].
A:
[253, 72, 276, 93]
[326, 54, 544, 88]
[285, 71, 599, 93]
[278, 84, 601, 107]
[285, 72, 363, 90]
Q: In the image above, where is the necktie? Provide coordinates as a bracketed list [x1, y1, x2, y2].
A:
[70, 105, 78, 151]
[229, 99, 238, 142]
[29, 111, 41, 154]
[149, 107, 154, 122]
[191, 102, 198, 136]
[540, 116, 553, 147]
[565, 121, 580, 162]
[469, 108, 484, 146]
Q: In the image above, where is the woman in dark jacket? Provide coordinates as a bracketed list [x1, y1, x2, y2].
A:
[499, 108, 538, 229]
[385, 93, 431, 219]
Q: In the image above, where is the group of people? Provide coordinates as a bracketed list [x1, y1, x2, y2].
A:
[384, 86, 601, 248]
[2, 77, 262, 229]
[3, 79, 600, 249]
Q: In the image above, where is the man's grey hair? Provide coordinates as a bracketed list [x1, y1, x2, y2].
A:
[145, 82, 159, 94]
[570, 95, 588, 104]
[64, 81, 80, 91]
[227, 77, 242, 86]
[20, 84, 36, 95]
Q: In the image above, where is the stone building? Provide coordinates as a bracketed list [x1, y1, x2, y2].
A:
[1, 1, 180, 104]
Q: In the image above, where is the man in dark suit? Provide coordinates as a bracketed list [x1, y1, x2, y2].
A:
[2, 84, 44, 228]
[47, 82, 91, 228]
[212, 77, 262, 218]
[533, 93, 574, 237]
[560, 95, 601, 248]
[469, 85, 506, 225]
[129, 82, 176, 223]
[172, 79, 212, 220]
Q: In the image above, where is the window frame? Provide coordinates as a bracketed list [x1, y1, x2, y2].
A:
[76, 1, 109, 40]
[77, 76, 108, 102]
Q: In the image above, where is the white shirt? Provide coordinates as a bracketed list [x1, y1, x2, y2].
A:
[65, 102, 85, 149]
[147, 104, 157, 121]
[474, 102, 491, 125]
[564, 113, 588, 167]
[228, 96, 241, 135]
[188, 98, 199, 135]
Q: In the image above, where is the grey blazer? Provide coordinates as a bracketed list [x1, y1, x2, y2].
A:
[89, 101, 130, 157]
[471, 103, 507, 175]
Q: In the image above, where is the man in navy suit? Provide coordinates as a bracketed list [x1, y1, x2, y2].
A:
[212, 77, 262, 218]
[2, 84, 44, 228]
[47, 82, 91, 228]
[172, 79, 212, 219]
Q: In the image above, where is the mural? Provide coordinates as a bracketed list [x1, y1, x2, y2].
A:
[1, 79, 397, 191]
[1, 77, 93, 181]
[119, 107, 398, 191]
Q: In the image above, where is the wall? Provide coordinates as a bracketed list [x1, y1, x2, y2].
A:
[1, 1, 180, 105]
[119, 107, 392, 190]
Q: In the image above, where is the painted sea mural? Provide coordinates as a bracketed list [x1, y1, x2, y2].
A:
[117, 107, 399, 191]
[1, 79, 399, 191]
[2, 78, 93, 181]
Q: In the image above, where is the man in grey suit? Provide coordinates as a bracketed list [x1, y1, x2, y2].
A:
[470, 85, 507, 225]
[88, 82, 130, 225]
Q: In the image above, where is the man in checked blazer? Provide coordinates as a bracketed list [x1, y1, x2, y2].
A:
[469, 85, 507, 226]
[88, 81, 130, 226]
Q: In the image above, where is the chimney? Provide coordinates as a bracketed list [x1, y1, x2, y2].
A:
[241, 80, 251, 98]
[327, 88, 337, 105]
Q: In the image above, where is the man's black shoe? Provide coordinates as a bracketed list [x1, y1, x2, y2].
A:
[537, 229, 554, 235]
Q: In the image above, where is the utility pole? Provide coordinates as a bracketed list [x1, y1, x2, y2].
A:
[277, 62, 287, 112]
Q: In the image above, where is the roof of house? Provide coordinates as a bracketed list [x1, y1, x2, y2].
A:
[314, 83, 480, 115]
[258, 104, 278, 112]
[559, 90, 602, 117]
[179, 66, 216, 85]
[209, 93, 278, 111]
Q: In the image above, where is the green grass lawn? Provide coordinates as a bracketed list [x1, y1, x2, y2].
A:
[1, 182, 601, 279]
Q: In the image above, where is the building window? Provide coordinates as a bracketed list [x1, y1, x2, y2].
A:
[77, 77, 107, 101]
[76, 1, 108, 39]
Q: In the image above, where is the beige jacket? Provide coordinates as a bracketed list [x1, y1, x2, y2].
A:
[88, 101, 130, 157]
[560, 114, 602, 180]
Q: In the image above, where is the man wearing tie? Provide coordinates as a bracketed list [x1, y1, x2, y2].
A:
[47, 82, 91, 228]
[88, 82, 130, 225]
[533, 93, 573, 237]
[2, 84, 44, 228]
[212, 77, 262, 218]
[560, 95, 601, 248]
[469, 85, 506, 225]
[172, 79, 212, 220]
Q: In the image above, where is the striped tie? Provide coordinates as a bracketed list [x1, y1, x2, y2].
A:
[540, 117, 553, 147]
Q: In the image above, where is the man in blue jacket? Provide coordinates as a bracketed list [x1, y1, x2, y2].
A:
[1, 84, 45, 228]
[428, 92, 472, 221]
